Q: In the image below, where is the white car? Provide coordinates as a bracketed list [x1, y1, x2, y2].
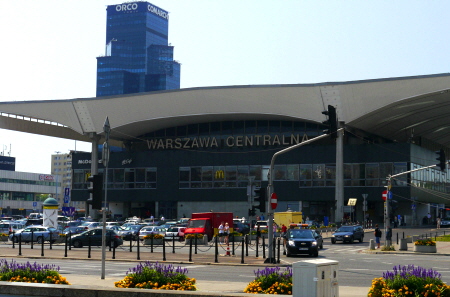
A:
[138, 226, 166, 240]
[164, 226, 186, 241]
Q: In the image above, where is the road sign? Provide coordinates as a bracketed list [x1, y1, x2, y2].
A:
[382, 190, 387, 201]
[64, 187, 70, 196]
[63, 195, 70, 204]
[270, 192, 278, 210]
[348, 198, 357, 206]
[32, 201, 37, 208]
[387, 191, 392, 200]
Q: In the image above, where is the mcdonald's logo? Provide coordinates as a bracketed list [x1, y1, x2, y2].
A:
[215, 170, 224, 180]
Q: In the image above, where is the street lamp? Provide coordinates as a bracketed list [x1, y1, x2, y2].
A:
[54, 151, 61, 203]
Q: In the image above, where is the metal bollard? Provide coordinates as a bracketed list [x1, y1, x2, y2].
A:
[172, 234, 175, 253]
[88, 234, 91, 258]
[195, 235, 198, 254]
[214, 236, 219, 263]
[64, 234, 68, 257]
[129, 236, 133, 252]
[31, 230, 34, 249]
[277, 237, 281, 263]
[262, 236, 266, 258]
[241, 237, 245, 264]
[255, 236, 259, 258]
[137, 236, 140, 260]
[49, 232, 52, 250]
[232, 234, 235, 256]
[163, 239, 166, 261]
[189, 238, 193, 262]
[41, 235, 44, 257]
[18, 234, 22, 256]
[245, 235, 249, 256]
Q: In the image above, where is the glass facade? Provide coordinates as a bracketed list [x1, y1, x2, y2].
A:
[96, 2, 180, 97]
[178, 162, 408, 189]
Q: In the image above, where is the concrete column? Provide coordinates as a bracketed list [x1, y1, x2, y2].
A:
[335, 121, 344, 224]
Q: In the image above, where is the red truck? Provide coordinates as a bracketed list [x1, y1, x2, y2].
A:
[184, 212, 234, 241]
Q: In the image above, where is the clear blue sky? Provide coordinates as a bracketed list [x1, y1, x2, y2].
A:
[1, 0, 449, 173]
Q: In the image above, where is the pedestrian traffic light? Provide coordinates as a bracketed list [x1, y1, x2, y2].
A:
[87, 174, 103, 210]
[248, 207, 256, 217]
[436, 149, 446, 171]
[322, 105, 338, 139]
[253, 187, 266, 212]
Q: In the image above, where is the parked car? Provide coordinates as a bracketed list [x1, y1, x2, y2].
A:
[331, 225, 364, 244]
[68, 228, 123, 248]
[80, 221, 101, 230]
[233, 221, 250, 235]
[62, 226, 85, 235]
[440, 217, 450, 228]
[0, 221, 26, 234]
[9, 226, 60, 244]
[164, 226, 186, 241]
[138, 226, 166, 240]
[285, 229, 323, 257]
[254, 220, 268, 230]
[121, 224, 146, 241]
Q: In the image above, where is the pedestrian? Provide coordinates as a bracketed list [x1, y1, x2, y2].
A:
[218, 222, 224, 243]
[386, 226, 392, 247]
[224, 222, 230, 245]
[260, 213, 265, 220]
[256, 225, 261, 243]
[281, 224, 287, 246]
[374, 224, 382, 249]
[437, 217, 441, 229]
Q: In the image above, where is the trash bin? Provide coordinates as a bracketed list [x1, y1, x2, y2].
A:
[399, 238, 407, 251]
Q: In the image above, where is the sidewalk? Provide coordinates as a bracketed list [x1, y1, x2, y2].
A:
[0, 243, 369, 296]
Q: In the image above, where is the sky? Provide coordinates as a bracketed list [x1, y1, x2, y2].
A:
[1, 0, 450, 174]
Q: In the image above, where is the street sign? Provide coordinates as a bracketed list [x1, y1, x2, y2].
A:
[32, 201, 37, 208]
[348, 198, 357, 206]
[382, 190, 387, 201]
[387, 191, 393, 200]
[270, 192, 278, 210]
[64, 195, 70, 204]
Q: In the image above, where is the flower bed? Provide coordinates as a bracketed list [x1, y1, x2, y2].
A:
[368, 265, 450, 296]
[115, 261, 196, 290]
[0, 259, 70, 284]
[244, 266, 292, 294]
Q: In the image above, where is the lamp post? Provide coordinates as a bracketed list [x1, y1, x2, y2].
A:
[54, 151, 61, 204]
[101, 117, 111, 280]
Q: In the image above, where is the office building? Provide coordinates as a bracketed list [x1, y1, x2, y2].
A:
[96, 1, 180, 97]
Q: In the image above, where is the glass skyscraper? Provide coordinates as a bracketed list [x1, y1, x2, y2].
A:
[96, 2, 180, 97]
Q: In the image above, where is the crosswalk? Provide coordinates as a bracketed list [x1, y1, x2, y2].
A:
[322, 246, 366, 254]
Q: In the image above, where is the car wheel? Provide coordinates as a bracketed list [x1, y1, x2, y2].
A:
[37, 236, 44, 244]
[320, 242, 323, 249]
[349, 236, 354, 244]
[73, 240, 83, 248]
[331, 239, 336, 244]
[359, 236, 364, 243]
[314, 251, 319, 257]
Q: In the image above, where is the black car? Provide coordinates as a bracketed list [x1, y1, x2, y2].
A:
[331, 225, 364, 244]
[285, 229, 323, 257]
[121, 224, 146, 241]
[68, 228, 123, 248]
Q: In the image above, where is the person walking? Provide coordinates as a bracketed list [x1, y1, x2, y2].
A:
[437, 217, 441, 229]
[374, 224, 382, 249]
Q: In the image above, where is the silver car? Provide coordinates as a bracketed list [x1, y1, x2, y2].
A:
[138, 226, 166, 240]
[9, 225, 60, 243]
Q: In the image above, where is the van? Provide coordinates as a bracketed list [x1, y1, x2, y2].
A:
[0, 221, 25, 234]
[28, 213, 43, 219]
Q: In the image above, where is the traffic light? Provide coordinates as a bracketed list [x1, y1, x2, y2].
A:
[87, 174, 103, 210]
[248, 207, 256, 217]
[436, 149, 446, 171]
[253, 187, 266, 212]
[322, 105, 338, 139]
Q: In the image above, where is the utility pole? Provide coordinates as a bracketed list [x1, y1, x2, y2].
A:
[101, 117, 111, 280]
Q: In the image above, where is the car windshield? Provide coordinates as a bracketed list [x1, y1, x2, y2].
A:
[168, 227, 178, 232]
[288, 230, 314, 239]
[337, 227, 354, 232]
